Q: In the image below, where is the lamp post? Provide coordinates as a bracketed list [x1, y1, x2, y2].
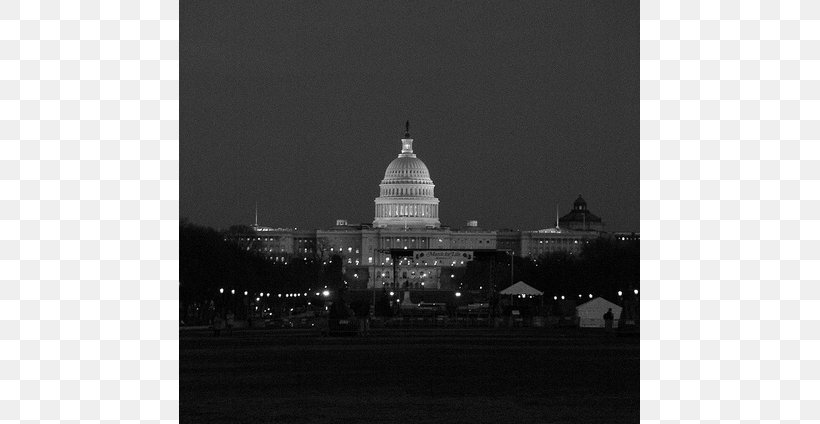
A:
[371, 248, 380, 317]
[509, 250, 514, 288]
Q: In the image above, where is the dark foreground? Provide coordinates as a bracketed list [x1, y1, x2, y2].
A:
[180, 328, 639, 424]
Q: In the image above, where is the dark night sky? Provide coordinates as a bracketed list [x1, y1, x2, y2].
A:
[181, 0, 638, 232]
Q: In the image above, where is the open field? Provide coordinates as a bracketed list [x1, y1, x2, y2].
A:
[181, 328, 638, 424]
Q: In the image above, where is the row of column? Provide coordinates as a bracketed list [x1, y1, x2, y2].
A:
[376, 203, 438, 218]
[383, 187, 431, 197]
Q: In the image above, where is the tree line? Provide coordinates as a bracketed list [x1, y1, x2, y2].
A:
[180, 219, 638, 323]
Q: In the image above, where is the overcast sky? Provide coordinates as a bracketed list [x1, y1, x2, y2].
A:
[181, 0, 638, 232]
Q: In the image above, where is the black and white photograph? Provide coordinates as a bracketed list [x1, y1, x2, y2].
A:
[180, 1, 639, 422]
[7, 0, 820, 423]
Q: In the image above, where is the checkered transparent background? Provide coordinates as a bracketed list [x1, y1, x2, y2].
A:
[0, 1, 179, 422]
[1, 0, 818, 422]
[641, 0, 820, 422]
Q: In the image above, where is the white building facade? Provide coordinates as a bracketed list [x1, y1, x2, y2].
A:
[229, 125, 631, 290]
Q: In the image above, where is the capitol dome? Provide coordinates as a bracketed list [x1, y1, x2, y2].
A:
[383, 156, 433, 183]
[373, 122, 441, 229]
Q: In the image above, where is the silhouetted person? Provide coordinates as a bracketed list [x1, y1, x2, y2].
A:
[212, 315, 225, 337]
[603, 308, 614, 331]
[225, 311, 235, 335]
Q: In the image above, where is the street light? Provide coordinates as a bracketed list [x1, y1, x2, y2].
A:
[508, 250, 514, 289]
[219, 288, 224, 294]
[322, 290, 330, 297]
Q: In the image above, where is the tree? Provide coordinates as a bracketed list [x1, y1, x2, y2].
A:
[375, 288, 393, 318]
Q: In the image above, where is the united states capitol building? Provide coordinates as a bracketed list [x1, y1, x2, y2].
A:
[230, 124, 637, 290]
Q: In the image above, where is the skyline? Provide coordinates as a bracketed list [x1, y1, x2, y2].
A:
[181, 1, 639, 232]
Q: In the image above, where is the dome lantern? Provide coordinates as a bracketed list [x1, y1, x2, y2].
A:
[400, 120, 414, 157]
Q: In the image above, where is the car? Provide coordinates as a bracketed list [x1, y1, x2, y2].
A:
[321, 316, 366, 336]
[264, 317, 293, 328]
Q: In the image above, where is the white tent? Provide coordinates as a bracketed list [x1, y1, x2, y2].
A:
[499, 281, 543, 296]
[576, 297, 622, 328]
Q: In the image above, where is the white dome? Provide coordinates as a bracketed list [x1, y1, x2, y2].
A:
[373, 129, 440, 229]
[382, 157, 433, 184]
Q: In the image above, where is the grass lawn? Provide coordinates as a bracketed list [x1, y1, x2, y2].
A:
[181, 328, 638, 424]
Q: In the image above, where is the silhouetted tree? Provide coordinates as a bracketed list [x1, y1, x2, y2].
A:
[375, 288, 393, 318]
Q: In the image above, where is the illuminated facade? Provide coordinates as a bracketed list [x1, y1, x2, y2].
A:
[373, 122, 440, 229]
[230, 124, 634, 290]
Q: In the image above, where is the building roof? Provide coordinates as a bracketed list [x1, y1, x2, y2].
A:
[382, 156, 433, 184]
[499, 281, 544, 296]
[559, 194, 602, 224]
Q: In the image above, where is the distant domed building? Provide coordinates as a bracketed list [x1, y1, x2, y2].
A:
[373, 122, 440, 229]
[558, 195, 603, 231]
[229, 123, 632, 291]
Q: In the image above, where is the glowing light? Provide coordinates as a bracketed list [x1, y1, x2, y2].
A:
[634, 289, 639, 295]
[322, 290, 330, 297]
[589, 294, 593, 298]
[389, 291, 394, 296]
[278, 294, 282, 298]
[244, 291, 248, 296]
[455, 292, 461, 297]
[231, 289, 235, 295]
[618, 291, 623, 296]
[561, 296, 565, 300]
[219, 288, 224, 294]
[553, 296, 557, 300]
